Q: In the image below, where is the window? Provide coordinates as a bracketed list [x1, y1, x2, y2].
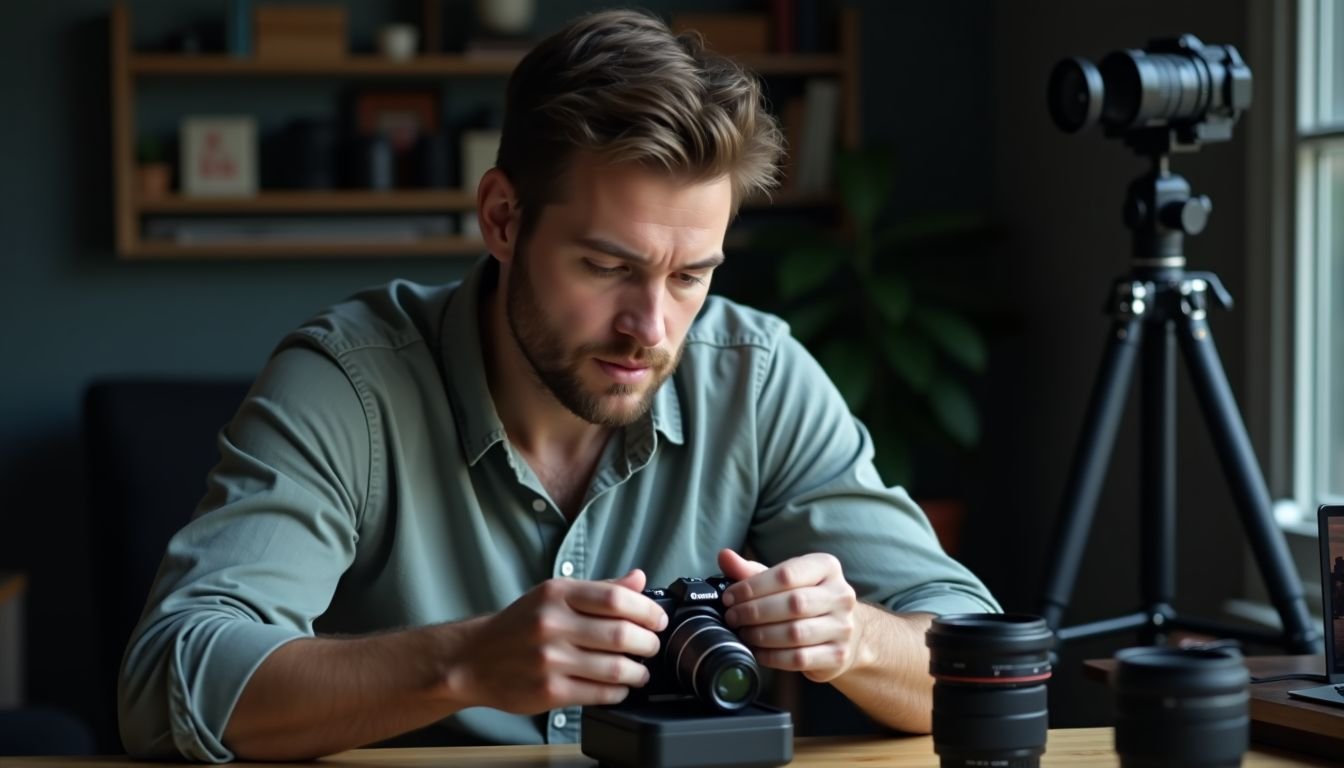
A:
[1295, 0, 1344, 513]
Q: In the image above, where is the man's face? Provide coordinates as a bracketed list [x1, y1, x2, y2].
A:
[503, 158, 732, 427]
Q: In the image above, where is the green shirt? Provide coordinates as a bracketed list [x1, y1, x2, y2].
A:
[118, 258, 999, 761]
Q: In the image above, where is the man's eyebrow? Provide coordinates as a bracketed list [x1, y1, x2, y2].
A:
[576, 236, 726, 271]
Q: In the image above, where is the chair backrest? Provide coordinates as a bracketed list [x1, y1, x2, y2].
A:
[82, 378, 250, 753]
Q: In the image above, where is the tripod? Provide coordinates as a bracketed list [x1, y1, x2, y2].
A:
[1038, 136, 1321, 654]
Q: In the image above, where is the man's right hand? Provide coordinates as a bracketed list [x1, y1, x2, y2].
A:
[446, 568, 669, 714]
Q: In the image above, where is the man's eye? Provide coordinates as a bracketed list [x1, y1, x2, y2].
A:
[675, 273, 707, 287]
[584, 261, 625, 276]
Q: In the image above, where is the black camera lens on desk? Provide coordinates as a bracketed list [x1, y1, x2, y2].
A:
[1111, 646, 1249, 768]
[926, 614, 1055, 768]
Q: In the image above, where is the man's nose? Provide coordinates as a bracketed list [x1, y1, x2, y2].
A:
[614, 283, 667, 349]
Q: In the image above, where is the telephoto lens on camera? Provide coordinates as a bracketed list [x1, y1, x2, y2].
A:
[1111, 646, 1250, 768]
[1046, 34, 1250, 147]
[926, 614, 1054, 768]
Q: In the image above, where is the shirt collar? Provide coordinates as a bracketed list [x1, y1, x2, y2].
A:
[439, 257, 684, 467]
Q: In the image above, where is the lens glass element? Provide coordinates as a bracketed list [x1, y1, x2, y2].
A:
[713, 664, 753, 703]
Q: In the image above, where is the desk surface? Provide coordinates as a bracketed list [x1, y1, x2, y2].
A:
[2, 729, 1334, 767]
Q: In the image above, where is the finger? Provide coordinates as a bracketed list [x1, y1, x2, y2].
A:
[564, 581, 668, 631]
[541, 677, 632, 708]
[560, 678, 633, 707]
[753, 643, 849, 674]
[563, 648, 653, 688]
[725, 586, 836, 627]
[607, 568, 647, 593]
[718, 549, 768, 589]
[723, 553, 839, 606]
[569, 615, 661, 657]
[738, 616, 850, 650]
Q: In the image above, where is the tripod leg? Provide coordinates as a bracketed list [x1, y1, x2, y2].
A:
[1140, 318, 1177, 645]
[1176, 312, 1321, 652]
[1040, 315, 1144, 632]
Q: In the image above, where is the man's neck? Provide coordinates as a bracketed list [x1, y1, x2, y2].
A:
[479, 277, 612, 467]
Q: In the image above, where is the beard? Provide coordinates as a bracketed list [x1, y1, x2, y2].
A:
[505, 248, 682, 427]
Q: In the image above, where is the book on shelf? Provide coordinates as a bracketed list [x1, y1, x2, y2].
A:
[794, 78, 840, 194]
[144, 215, 455, 245]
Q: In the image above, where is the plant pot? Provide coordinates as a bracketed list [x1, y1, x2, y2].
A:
[137, 163, 171, 200]
[917, 498, 966, 556]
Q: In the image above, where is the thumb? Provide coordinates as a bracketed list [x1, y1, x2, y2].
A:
[610, 568, 647, 592]
[718, 549, 767, 581]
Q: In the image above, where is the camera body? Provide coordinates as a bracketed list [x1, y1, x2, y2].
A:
[630, 576, 761, 711]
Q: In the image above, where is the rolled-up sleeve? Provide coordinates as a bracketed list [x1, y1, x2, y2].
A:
[118, 343, 370, 761]
[749, 333, 1000, 616]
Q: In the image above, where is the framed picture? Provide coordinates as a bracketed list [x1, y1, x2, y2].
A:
[353, 89, 440, 187]
[180, 116, 257, 197]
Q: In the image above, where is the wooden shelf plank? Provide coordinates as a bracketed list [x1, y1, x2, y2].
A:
[139, 190, 478, 213]
[125, 236, 487, 260]
[127, 53, 845, 78]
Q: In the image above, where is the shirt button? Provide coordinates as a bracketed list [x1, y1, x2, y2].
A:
[552, 712, 567, 729]
[560, 561, 575, 577]
[532, 499, 546, 512]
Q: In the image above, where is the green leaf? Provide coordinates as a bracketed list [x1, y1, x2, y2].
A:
[915, 307, 987, 373]
[927, 376, 980, 447]
[777, 245, 841, 301]
[836, 150, 894, 234]
[865, 273, 912, 327]
[880, 332, 933, 392]
[784, 299, 841, 343]
[818, 339, 874, 413]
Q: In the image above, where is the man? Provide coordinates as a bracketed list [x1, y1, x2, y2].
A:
[119, 10, 998, 762]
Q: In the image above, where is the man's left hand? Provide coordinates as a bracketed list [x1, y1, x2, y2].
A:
[717, 549, 864, 683]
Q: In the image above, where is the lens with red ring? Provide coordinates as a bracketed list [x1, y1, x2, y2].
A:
[926, 614, 1055, 768]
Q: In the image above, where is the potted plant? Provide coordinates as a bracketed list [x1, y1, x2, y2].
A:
[136, 136, 171, 200]
[755, 149, 992, 554]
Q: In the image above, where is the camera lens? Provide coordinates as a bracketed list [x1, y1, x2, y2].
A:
[668, 611, 760, 711]
[1111, 646, 1249, 768]
[1047, 57, 1103, 133]
[713, 664, 753, 703]
[926, 614, 1054, 768]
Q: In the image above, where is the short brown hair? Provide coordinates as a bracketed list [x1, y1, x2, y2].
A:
[496, 9, 784, 232]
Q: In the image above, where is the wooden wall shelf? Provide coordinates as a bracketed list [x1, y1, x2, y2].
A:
[128, 53, 846, 78]
[124, 236, 487, 260]
[110, 2, 861, 260]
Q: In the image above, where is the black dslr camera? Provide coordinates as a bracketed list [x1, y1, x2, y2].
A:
[632, 576, 760, 710]
[581, 576, 793, 768]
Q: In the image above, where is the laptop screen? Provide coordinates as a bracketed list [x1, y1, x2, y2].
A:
[1322, 505, 1344, 680]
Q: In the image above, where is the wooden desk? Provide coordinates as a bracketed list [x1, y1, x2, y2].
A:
[1085, 655, 1343, 761]
[0, 729, 1333, 767]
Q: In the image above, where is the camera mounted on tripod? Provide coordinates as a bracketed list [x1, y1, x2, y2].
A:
[1038, 35, 1320, 655]
[1048, 34, 1252, 156]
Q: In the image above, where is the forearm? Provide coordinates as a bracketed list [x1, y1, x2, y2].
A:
[828, 606, 935, 733]
[223, 617, 485, 760]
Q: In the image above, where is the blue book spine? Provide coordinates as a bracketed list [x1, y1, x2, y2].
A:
[228, 0, 252, 57]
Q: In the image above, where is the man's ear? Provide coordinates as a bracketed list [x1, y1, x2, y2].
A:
[477, 167, 522, 265]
